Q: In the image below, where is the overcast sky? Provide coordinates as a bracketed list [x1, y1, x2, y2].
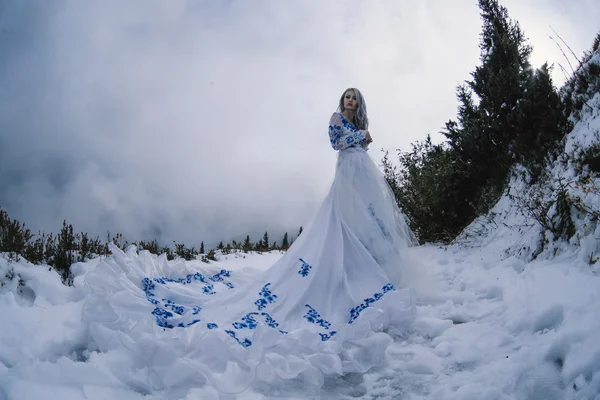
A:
[0, 0, 598, 248]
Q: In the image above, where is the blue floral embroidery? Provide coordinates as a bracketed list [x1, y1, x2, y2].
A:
[142, 272, 222, 329]
[149, 272, 216, 295]
[298, 258, 312, 277]
[226, 312, 282, 347]
[152, 307, 174, 328]
[368, 203, 391, 239]
[233, 313, 259, 329]
[231, 312, 280, 330]
[254, 283, 277, 310]
[142, 278, 160, 305]
[304, 305, 332, 330]
[349, 283, 396, 324]
[178, 319, 200, 328]
[209, 269, 235, 288]
[202, 284, 215, 295]
[225, 330, 252, 348]
[319, 331, 337, 341]
[163, 299, 185, 315]
[207, 322, 218, 329]
[328, 113, 366, 151]
[263, 313, 280, 329]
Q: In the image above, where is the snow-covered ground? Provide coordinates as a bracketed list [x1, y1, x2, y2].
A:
[2, 47, 598, 400]
[1, 235, 599, 399]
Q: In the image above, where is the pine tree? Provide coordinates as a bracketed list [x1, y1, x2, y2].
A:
[200, 241, 205, 254]
[445, 0, 533, 178]
[298, 226, 303, 237]
[262, 231, 269, 252]
[513, 63, 570, 180]
[281, 232, 289, 250]
[440, 0, 535, 224]
[243, 235, 252, 253]
[386, 0, 566, 243]
[54, 220, 75, 284]
[79, 232, 90, 262]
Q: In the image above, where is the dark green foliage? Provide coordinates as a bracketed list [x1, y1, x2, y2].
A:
[508, 179, 575, 251]
[174, 242, 197, 260]
[161, 246, 175, 261]
[243, 235, 252, 253]
[281, 232, 289, 250]
[387, 138, 473, 243]
[54, 220, 75, 284]
[203, 249, 217, 262]
[0, 206, 295, 286]
[0, 209, 34, 261]
[24, 233, 45, 265]
[139, 239, 160, 254]
[385, 0, 571, 243]
[44, 233, 56, 263]
[513, 63, 571, 181]
[78, 232, 90, 262]
[553, 186, 575, 240]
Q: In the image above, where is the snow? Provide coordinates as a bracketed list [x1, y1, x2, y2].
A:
[2, 46, 599, 400]
[2, 233, 600, 399]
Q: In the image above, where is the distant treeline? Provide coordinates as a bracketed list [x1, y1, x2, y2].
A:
[0, 207, 302, 285]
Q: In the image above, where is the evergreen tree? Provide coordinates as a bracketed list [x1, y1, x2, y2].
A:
[79, 232, 90, 262]
[44, 233, 56, 263]
[200, 241, 205, 254]
[513, 63, 570, 180]
[298, 226, 303, 237]
[54, 220, 75, 284]
[205, 249, 217, 262]
[262, 231, 269, 252]
[444, 0, 533, 191]
[386, 0, 568, 243]
[243, 235, 252, 253]
[281, 232, 289, 250]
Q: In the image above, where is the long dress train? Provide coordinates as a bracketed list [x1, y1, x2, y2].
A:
[81, 112, 418, 394]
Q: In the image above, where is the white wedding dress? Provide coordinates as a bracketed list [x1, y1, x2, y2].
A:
[82, 112, 418, 394]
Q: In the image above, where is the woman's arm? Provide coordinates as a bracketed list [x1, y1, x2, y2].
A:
[328, 113, 367, 151]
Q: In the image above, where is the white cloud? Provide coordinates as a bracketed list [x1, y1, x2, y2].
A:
[0, 0, 597, 247]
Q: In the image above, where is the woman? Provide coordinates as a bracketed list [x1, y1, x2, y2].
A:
[82, 88, 418, 394]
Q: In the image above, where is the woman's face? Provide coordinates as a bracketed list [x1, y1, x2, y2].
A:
[343, 90, 358, 112]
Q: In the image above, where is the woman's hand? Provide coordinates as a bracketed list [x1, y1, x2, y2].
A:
[365, 131, 373, 145]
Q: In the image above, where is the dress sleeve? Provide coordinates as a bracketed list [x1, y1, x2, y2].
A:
[328, 113, 367, 151]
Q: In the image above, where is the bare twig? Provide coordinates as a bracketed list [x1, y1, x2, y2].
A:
[555, 62, 570, 83]
[550, 26, 582, 65]
[548, 34, 575, 75]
